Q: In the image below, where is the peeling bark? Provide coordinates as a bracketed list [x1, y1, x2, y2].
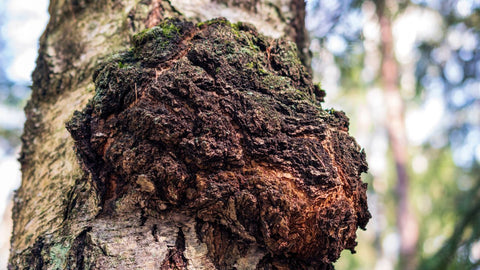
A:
[10, 1, 369, 269]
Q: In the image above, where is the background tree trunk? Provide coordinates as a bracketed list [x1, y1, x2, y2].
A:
[9, 0, 369, 269]
[374, 0, 418, 269]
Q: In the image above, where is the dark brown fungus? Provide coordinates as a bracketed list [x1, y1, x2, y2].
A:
[67, 18, 370, 269]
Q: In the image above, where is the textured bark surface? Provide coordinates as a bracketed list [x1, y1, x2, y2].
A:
[10, 0, 369, 269]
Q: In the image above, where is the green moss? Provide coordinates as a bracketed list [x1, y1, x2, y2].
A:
[49, 243, 71, 269]
[261, 74, 291, 90]
[326, 108, 336, 115]
[247, 38, 260, 52]
[258, 67, 268, 75]
[295, 89, 311, 100]
[198, 18, 241, 38]
[239, 47, 254, 57]
[158, 21, 180, 39]
[132, 28, 153, 46]
[246, 61, 269, 76]
[229, 22, 241, 37]
[199, 17, 233, 27]
[132, 21, 179, 48]
[282, 43, 302, 66]
[231, 22, 241, 31]
[130, 19, 194, 63]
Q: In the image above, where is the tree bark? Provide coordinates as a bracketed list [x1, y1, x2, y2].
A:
[10, 1, 369, 269]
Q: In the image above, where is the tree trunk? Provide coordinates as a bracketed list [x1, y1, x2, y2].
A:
[9, 1, 370, 269]
[374, 0, 418, 269]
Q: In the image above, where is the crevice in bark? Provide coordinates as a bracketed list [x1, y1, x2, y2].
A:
[151, 224, 159, 242]
[31, 237, 45, 270]
[67, 227, 92, 270]
[63, 188, 78, 222]
[160, 228, 188, 269]
[140, 207, 148, 226]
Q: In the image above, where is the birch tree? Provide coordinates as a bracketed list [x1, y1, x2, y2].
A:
[9, 0, 370, 269]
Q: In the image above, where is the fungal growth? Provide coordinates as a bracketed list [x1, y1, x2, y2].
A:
[67, 18, 370, 269]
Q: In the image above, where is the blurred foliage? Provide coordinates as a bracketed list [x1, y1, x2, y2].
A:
[423, 184, 480, 269]
[307, 0, 480, 269]
[0, 2, 29, 154]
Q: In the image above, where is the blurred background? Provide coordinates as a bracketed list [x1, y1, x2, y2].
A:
[0, 0, 479, 269]
[0, 0, 48, 268]
[307, 0, 480, 269]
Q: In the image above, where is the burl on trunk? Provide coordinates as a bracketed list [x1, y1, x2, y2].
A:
[65, 19, 370, 269]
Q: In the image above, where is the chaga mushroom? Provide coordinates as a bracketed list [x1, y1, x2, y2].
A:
[67, 18, 370, 269]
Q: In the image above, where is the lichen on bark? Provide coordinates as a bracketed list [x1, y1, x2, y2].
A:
[66, 18, 370, 269]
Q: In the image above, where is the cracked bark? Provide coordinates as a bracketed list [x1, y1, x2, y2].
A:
[10, 1, 369, 269]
